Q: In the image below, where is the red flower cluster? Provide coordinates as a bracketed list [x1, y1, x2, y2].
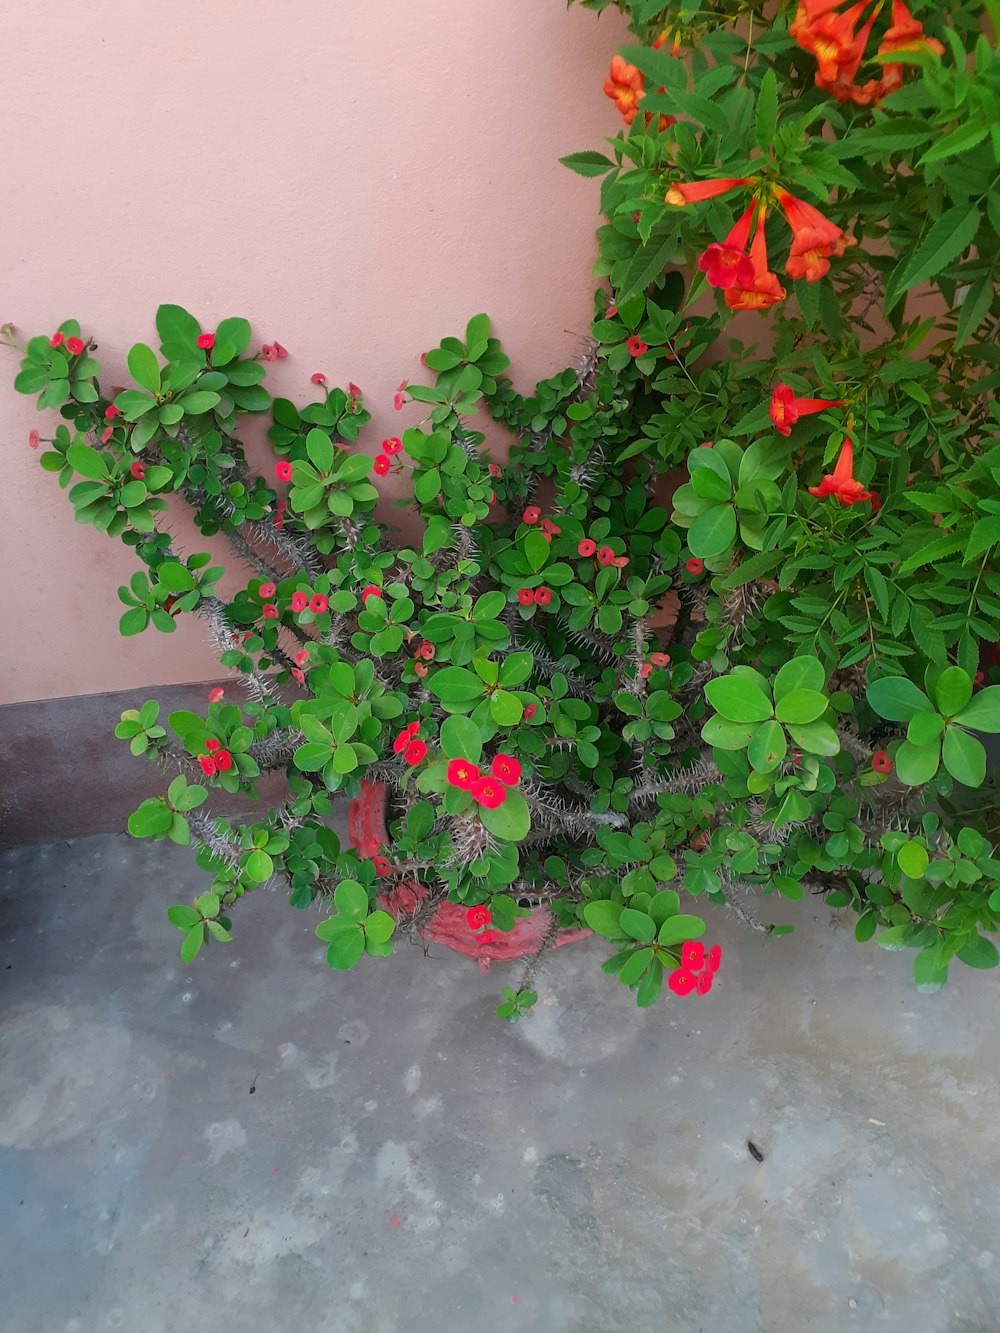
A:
[668, 941, 722, 996]
[791, 0, 942, 107]
[261, 341, 288, 362]
[447, 753, 522, 809]
[603, 54, 645, 124]
[393, 721, 427, 766]
[259, 582, 330, 618]
[770, 383, 845, 436]
[517, 587, 552, 607]
[199, 738, 233, 776]
[809, 435, 876, 507]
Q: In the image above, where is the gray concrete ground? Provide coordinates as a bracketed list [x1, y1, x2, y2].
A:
[2, 822, 999, 1333]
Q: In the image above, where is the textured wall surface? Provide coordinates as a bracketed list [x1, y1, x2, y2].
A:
[0, 0, 626, 704]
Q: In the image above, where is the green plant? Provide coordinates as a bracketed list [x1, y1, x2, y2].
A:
[8, 0, 1000, 1007]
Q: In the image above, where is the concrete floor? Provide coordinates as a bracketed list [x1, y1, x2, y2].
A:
[2, 824, 999, 1333]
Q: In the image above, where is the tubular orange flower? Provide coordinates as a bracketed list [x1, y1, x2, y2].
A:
[776, 189, 854, 282]
[665, 177, 752, 207]
[877, 0, 944, 57]
[808, 436, 875, 506]
[770, 383, 846, 436]
[698, 203, 757, 291]
[724, 209, 787, 311]
[652, 29, 682, 57]
[603, 55, 645, 125]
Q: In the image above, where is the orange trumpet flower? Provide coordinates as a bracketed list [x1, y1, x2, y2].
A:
[665, 177, 752, 207]
[877, 0, 944, 57]
[808, 436, 875, 506]
[724, 208, 787, 312]
[776, 189, 854, 282]
[770, 384, 846, 436]
[698, 203, 757, 291]
[604, 55, 645, 125]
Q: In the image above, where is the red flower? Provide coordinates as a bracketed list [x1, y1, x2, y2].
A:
[700, 440, 714, 448]
[291, 667, 306, 684]
[28, 429, 40, 449]
[196, 333, 215, 351]
[668, 967, 697, 996]
[467, 905, 492, 930]
[611, 556, 630, 569]
[809, 435, 875, 506]
[404, 739, 428, 766]
[776, 189, 854, 282]
[394, 379, 408, 411]
[540, 518, 561, 536]
[650, 652, 670, 666]
[208, 689, 224, 704]
[205, 738, 221, 750]
[681, 940, 705, 970]
[470, 775, 507, 809]
[291, 591, 308, 613]
[274, 342, 288, 359]
[488, 463, 501, 478]
[374, 454, 391, 477]
[198, 755, 217, 776]
[101, 427, 113, 443]
[686, 557, 704, 575]
[706, 944, 722, 972]
[418, 642, 435, 661]
[373, 855, 392, 877]
[578, 538, 597, 557]
[294, 648, 310, 666]
[603, 54, 645, 124]
[274, 500, 287, 529]
[262, 604, 278, 619]
[522, 506, 541, 525]
[66, 336, 85, 356]
[275, 460, 293, 482]
[406, 721, 420, 736]
[311, 372, 326, 385]
[491, 754, 522, 786]
[447, 758, 481, 790]
[665, 176, 752, 207]
[878, 0, 944, 57]
[49, 331, 65, 348]
[130, 460, 145, 480]
[309, 593, 329, 614]
[597, 546, 615, 566]
[261, 344, 277, 362]
[640, 664, 653, 680]
[383, 436, 403, 455]
[725, 207, 787, 311]
[361, 585, 382, 605]
[626, 336, 649, 358]
[534, 587, 552, 607]
[392, 728, 413, 754]
[696, 970, 714, 995]
[105, 404, 121, 420]
[698, 202, 757, 290]
[215, 749, 233, 772]
[523, 704, 537, 721]
[769, 383, 846, 435]
[258, 583, 276, 598]
[517, 588, 534, 606]
[871, 749, 892, 774]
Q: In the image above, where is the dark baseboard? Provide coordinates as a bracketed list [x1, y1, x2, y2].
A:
[0, 682, 288, 850]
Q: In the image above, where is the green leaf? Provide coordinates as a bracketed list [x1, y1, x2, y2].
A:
[180, 924, 204, 964]
[114, 389, 156, 420]
[688, 504, 737, 558]
[619, 946, 654, 987]
[440, 715, 483, 763]
[583, 900, 626, 939]
[956, 936, 1000, 970]
[701, 716, 756, 750]
[774, 689, 827, 725]
[866, 676, 932, 722]
[897, 206, 980, 294]
[907, 711, 944, 747]
[180, 391, 221, 415]
[941, 728, 986, 788]
[326, 925, 366, 970]
[897, 840, 929, 879]
[934, 666, 972, 717]
[894, 739, 941, 786]
[364, 910, 396, 943]
[656, 914, 706, 947]
[755, 68, 777, 153]
[919, 121, 989, 165]
[127, 342, 161, 394]
[489, 690, 523, 726]
[773, 655, 825, 698]
[335, 879, 370, 919]
[560, 150, 616, 177]
[913, 947, 949, 993]
[953, 686, 1000, 733]
[524, 530, 549, 572]
[619, 908, 656, 943]
[293, 741, 332, 772]
[156, 303, 201, 346]
[785, 720, 840, 756]
[705, 676, 772, 723]
[954, 274, 995, 350]
[479, 789, 530, 842]
[747, 719, 786, 773]
[167, 904, 201, 929]
[244, 849, 274, 883]
[617, 232, 679, 303]
[156, 561, 196, 593]
[127, 798, 172, 837]
[66, 443, 109, 480]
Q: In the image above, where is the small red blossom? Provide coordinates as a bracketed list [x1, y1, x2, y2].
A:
[374, 454, 391, 477]
[976, 671, 985, 685]
[470, 775, 507, 809]
[65, 336, 85, 355]
[205, 739, 221, 751]
[274, 342, 288, 359]
[105, 404, 121, 420]
[361, 585, 382, 605]
[262, 604, 278, 619]
[769, 382, 846, 436]
[681, 940, 705, 971]
[517, 588, 534, 606]
[603, 54, 645, 124]
[725, 206, 787, 311]
[208, 689, 224, 704]
[597, 546, 616, 566]
[100, 427, 113, 443]
[466, 905, 492, 931]
[196, 333, 215, 351]
[447, 758, 481, 790]
[394, 379, 408, 411]
[871, 750, 892, 774]
[611, 556, 630, 569]
[275, 460, 293, 482]
[404, 738, 428, 766]
[626, 336, 648, 358]
[215, 749, 233, 772]
[418, 642, 435, 661]
[310, 373, 326, 387]
[523, 704, 537, 721]
[392, 729, 412, 755]
[348, 381, 362, 403]
[706, 944, 722, 972]
[274, 499, 287, 529]
[382, 436, 403, 455]
[696, 970, 714, 995]
[309, 593, 329, 614]
[491, 754, 522, 787]
[291, 591, 308, 613]
[258, 583, 276, 598]
[129, 460, 145, 480]
[522, 506, 541, 525]
[640, 664, 653, 680]
[534, 587, 552, 607]
[540, 518, 561, 536]
[665, 176, 752, 208]
[650, 652, 670, 667]
[776, 189, 854, 283]
[294, 648, 310, 666]
[372, 855, 392, 878]
[668, 968, 697, 996]
[809, 435, 875, 507]
[261, 344, 277, 362]
[49, 331, 65, 348]
[686, 558, 704, 575]
[198, 755, 217, 776]
[488, 463, 501, 478]
[406, 721, 420, 736]
[578, 538, 597, 557]
[698, 202, 756, 290]
[28, 429, 40, 449]
[700, 441, 714, 448]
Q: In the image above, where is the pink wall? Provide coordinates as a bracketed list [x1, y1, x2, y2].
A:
[0, 0, 625, 706]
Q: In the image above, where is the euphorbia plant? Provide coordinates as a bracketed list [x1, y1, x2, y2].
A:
[8, 0, 1000, 1012]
